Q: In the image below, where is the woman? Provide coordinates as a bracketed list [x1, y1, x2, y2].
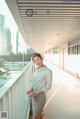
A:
[26, 53, 52, 119]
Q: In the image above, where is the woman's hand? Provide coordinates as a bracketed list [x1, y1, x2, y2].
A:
[26, 88, 33, 95]
[27, 91, 39, 97]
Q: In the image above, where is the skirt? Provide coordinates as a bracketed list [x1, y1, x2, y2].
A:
[31, 92, 46, 117]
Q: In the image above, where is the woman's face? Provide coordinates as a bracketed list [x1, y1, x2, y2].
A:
[33, 56, 43, 68]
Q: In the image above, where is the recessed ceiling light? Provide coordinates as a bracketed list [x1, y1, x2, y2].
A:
[56, 34, 60, 36]
[74, 16, 80, 19]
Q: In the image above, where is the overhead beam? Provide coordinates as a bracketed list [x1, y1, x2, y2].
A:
[5, 0, 29, 45]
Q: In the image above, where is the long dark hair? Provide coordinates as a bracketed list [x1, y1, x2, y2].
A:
[32, 53, 42, 60]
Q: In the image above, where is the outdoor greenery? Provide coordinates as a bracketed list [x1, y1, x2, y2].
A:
[4, 53, 32, 62]
[0, 58, 6, 67]
[0, 52, 33, 84]
[0, 53, 32, 73]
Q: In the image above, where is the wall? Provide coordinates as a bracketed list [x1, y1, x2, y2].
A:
[44, 40, 80, 78]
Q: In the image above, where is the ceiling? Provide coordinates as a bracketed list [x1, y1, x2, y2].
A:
[5, 0, 80, 53]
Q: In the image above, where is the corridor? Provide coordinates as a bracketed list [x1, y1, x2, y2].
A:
[0, 0, 80, 119]
[44, 60, 80, 119]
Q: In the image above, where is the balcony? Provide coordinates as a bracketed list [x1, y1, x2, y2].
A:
[0, 61, 34, 119]
[0, 60, 80, 119]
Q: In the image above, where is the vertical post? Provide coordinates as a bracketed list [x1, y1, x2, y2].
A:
[16, 30, 19, 54]
[22, 52, 25, 67]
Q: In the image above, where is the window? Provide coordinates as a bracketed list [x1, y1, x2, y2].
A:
[68, 39, 80, 55]
[78, 45, 80, 54]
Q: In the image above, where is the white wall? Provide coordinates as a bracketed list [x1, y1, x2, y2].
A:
[44, 42, 80, 77]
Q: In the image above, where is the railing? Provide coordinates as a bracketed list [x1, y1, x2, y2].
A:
[0, 61, 33, 119]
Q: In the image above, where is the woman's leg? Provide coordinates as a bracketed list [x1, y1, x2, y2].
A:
[33, 115, 43, 119]
[32, 93, 46, 119]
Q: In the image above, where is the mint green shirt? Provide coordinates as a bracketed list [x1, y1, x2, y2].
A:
[30, 66, 52, 93]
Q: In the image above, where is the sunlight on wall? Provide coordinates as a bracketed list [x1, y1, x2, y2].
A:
[44, 49, 80, 77]
[44, 53, 59, 66]
[65, 55, 80, 74]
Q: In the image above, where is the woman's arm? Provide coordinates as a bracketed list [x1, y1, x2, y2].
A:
[26, 87, 33, 94]
[27, 90, 44, 96]
[28, 69, 52, 96]
[41, 69, 52, 93]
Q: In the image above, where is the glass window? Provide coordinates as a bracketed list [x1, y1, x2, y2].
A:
[78, 45, 80, 54]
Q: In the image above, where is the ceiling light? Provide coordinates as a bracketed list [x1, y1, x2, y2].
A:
[56, 34, 60, 36]
[26, 9, 34, 17]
